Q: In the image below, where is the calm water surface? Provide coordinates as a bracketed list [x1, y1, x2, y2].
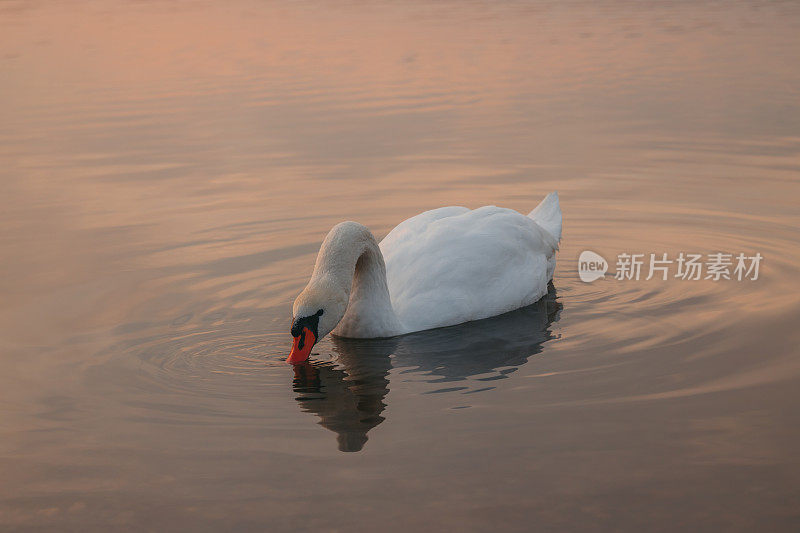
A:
[2, 1, 800, 531]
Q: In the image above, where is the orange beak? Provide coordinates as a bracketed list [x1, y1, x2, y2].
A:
[287, 327, 316, 364]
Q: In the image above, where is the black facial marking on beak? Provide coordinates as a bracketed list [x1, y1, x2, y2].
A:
[290, 308, 324, 346]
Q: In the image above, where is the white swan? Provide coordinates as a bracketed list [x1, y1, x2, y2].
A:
[288, 192, 562, 363]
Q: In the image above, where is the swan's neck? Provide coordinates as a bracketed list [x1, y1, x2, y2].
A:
[311, 222, 402, 338]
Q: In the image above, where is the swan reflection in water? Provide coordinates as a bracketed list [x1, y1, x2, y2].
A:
[292, 285, 562, 452]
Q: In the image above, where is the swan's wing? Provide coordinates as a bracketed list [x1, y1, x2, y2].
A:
[379, 206, 470, 250]
[528, 191, 562, 243]
[380, 206, 555, 334]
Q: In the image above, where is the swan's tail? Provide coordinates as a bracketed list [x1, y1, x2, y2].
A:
[528, 191, 562, 243]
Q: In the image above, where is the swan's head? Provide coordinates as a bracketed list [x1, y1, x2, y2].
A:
[287, 283, 347, 364]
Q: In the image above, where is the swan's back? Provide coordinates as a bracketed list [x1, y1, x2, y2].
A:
[380, 196, 560, 335]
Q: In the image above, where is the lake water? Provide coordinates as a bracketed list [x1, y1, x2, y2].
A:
[2, 1, 799, 531]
